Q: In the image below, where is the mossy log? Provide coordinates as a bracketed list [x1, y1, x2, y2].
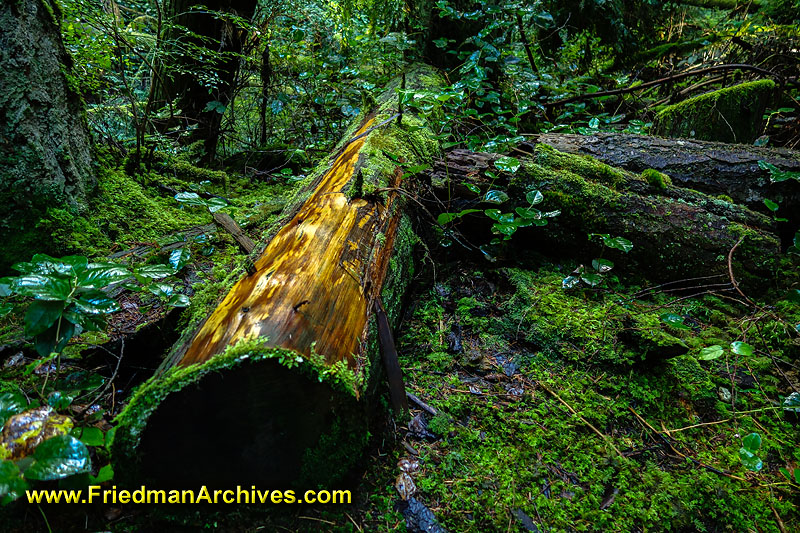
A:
[430, 146, 780, 286]
[652, 80, 776, 144]
[521, 133, 800, 220]
[110, 65, 443, 488]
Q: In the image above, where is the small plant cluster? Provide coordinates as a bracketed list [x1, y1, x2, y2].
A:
[437, 155, 559, 248]
[0, 252, 190, 358]
[562, 233, 633, 289]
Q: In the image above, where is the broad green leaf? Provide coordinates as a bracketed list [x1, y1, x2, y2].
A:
[34, 320, 76, 357]
[484, 209, 502, 221]
[0, 392, 27, 427]
[25, 301, 65, 336]
[581, 273, 603, 287]
[167, 294, 190, 308]
[24, 435, 91, 481]
[758, 160, 800, 183]
[483, 190, 509, 204]
[73, 294, 119, 315]
[742, 432, 761, 452]
[526, 190, 544, 205]
[147, 283, 175, 299]
[738, 448, 762, 471]
[464, 183, 480, 194]
[763, 199, 779, 212]
[515, 207, 541, 219]
[174, 192, 206, 207]
[660, 313, 689, 330]
[78, 263, 131, 288]
[604, 236, 634, 253]
[0, 277, 13, 297]
[782, 392, 800, 413]
[591, 258, 614, 273]
[89, 463, 114, 484]
[12, 275, 71, 301]
[62, 307, 106, 332]
[730, 341, 754, 356]
[498, 212, 515, 224]
[491, 223, 517, 237]
[0, 460, 28, 505]
[206, 197, 228, 212]
[494, 156, 521, 174]
[73, 427, 104, 447]
[697, 345, 724, 361]
[169, 248, 191, 272]
[134, 264, 174, 279]
[47, 391, 74, 410]
[437, 209, 480, 226]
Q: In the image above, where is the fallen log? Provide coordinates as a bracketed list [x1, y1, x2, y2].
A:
[519, 133, 800, 221]
[110, 65, 443, 488]
[431, 146, 781, 288]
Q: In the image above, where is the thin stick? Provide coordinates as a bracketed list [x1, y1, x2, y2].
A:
[539, 382, 623, 457]
[406, 391, 438, 416]
[545, 63, 782, 107]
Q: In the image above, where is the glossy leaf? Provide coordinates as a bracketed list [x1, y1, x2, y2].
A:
[697, 345, 724, 361]
[74, 427, 104, 447]
[742, 432, 761, 452]
[12, 275, 71, 301]
[515, 207, 541, 219]
[0, 277, 14, 297]
[730, 341, 754, 356]
[562, 276, 581, 289]
[134, 265, 174, 280]
[581, 273, 603, 287]
[0, 460, 28, 505]
[73, 294, 119, 315]
[89, 464, 114, 484]
[0, 392, 27, 427]
[34, 320, 76, 357]
[660, 313, 689, 330]
[167, 294, 190, 308]
[169, 248, 191, 272]
[24, 435, 91, 481]
[174, 192, 206, 207]
[603, 236, 634, 253]
[763, 199, 779, 212]
[464, 183, 480, 194]
[526, 190, 544, 205]
[206, 197, 228, 212]
[782, 392, 800, 413]
[738, 448, 762, 471]
[78, 263, 131, 288]
[437, 209, 480, 226]
[484, 209, 502, 221]
[591, 258, 614, 273]
[493, 156, 520, 174]
[484, 190, 509, 204]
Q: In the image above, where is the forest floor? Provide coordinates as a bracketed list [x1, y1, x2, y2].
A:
[1, 150, 799, 532]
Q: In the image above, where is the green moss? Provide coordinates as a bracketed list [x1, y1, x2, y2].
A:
[641, 168, 672, 189]
[532, 144, 626, 188]
[665, 354, 715, 401]
[653, 80, 776, 143]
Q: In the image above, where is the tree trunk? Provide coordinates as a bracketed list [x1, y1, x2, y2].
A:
[110, 65, 443, 489]
[430, 146, 781, 289]
[0, 0, 96, 271]
[151, 0, 257, 159]
[521, 133, 800, 222]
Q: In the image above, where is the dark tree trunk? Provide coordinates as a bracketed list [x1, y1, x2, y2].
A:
[0, 0, 95, 271]
[521, 133, 800, 226]
[430, 146, 781, 289]
[151, 0, 257, 159]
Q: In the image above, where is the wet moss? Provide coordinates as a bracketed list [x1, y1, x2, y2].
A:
[641, 168, 672, 189]
[653, 79, 776, 143]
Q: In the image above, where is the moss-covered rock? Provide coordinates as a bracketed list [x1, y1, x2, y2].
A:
[653, 79, 776, 143]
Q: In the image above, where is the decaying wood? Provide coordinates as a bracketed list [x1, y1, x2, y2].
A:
[111, 65, 443, 488]
[212, 212, 256, 254]
[430, 147, 781, 287]
[519, 133, 800, 218]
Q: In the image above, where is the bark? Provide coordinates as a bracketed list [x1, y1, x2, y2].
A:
[520, 133, 800, 220]
[110, 65, 443, 489]
[150, 0, 257, 159]
[430, 146, 781, 288]
[0, 0, 95, 270]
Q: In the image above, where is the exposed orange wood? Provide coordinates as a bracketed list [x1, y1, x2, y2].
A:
[179, 116, 403, 373]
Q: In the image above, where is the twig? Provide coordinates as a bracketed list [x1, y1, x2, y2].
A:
[539, 382, 623, 457]
[727, 236, 757, 306]
[406, 391, 438, 416]
[545, 63, 782, 107]
[629, 407, 746, 481]
[79, 340, 125, 418]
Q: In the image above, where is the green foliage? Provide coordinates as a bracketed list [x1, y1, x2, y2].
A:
[0, 253, 189, 359]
